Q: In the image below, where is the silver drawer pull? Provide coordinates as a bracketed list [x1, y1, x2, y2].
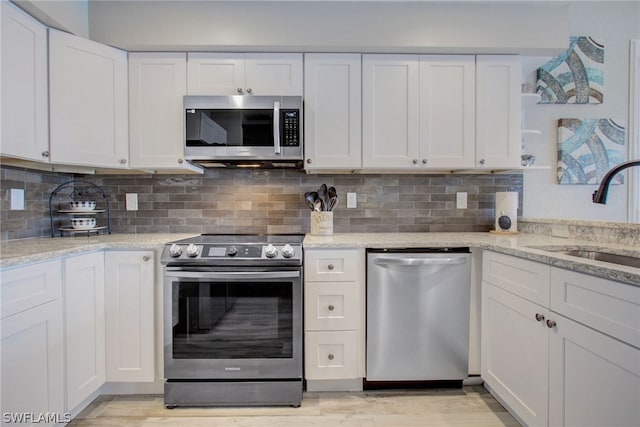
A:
[535, 313, 545, 322]
[328, 305, 335, 311]
[546, 319, 557, 328]
[327, 264, 335, 271]
[143, 255, 151, 262]
[327, 353, 335, 361]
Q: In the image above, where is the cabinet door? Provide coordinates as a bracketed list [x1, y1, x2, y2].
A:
[549, 314, 640, 427]
[245, 53, 303, 95]
[49, 29, 129, 169]
[129, 53, 191, 169]
[304, 54, 361, 169]
[475, 55, 521, 168]
[305, 282, 359, 331]
[1, 1, 49, 162]
[481, 282, 549, 427]
[419, 55, 475, 168]
[1, 301, 64, 427]
[362, 54, 420, 168]
[187, 52, 245, 95]
[104, 251, 155, 382]
[63, 252, 106, 411]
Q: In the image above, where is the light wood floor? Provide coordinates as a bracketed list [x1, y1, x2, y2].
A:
[68, 386, 520, 427]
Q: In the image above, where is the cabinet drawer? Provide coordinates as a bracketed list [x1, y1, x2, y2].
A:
[551, 267, 640, 348]
[305, 250, 360, 282]
[305, 282, 358, 331]
[1, 260, 62, 319]
[305, 331, 358, 380]
[483, 251, 550, 306]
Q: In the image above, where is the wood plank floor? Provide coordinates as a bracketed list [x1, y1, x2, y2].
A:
[68, 386, 520, 427]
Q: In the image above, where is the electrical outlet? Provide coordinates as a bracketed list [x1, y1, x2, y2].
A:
[347, 192, 357, 208]
[10, 189, 25, 210]
[456, 192, 467, 209]
[125, 193, 138, 211]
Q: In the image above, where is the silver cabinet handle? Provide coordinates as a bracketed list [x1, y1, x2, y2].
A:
[535, 313, 545, 322]
[178, 158, 183, 164]
[412, 159, 419, 164]
[237, 88, 243, 94]
[546, 319, 557, 328]
[327, 264, 335, 271]
[119, 158, 127, 164]
[479, 158, 486, 165]
[374, 257, 467, 267]
[328, 305, 335, 311]
[422, 159, 428, 164]
[306, 159, 312, 164]
[143, 255, 151, 262]
[42, 150, 50, 157]
[247, 88, 253, 94]
[273, 101, 281, 154]
[327, 353, 335, 361]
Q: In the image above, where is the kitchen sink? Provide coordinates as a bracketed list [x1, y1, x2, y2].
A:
[542, 249, 640, 269]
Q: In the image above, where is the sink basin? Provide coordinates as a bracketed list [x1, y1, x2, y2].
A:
[544, 249, 640, 269]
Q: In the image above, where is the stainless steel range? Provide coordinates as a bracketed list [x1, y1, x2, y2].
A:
[161, 234, 303, 407]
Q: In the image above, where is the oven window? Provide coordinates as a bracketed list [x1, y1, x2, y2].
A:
[172, 281, 293, 359]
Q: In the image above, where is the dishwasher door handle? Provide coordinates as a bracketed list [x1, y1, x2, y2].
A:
[373, 256, 467, 267]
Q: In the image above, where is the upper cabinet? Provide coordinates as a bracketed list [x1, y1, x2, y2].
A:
[187, 53, 303, 96]
[1, 2, 49, 162]
[304, 54, 362, 170]
[475, 55, 522, 169]
[128, 53, 201, 172]
[49, 29, 129, 169]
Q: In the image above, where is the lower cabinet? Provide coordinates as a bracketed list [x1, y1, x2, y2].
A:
[481, 251, 640, 427]
[0, 260, 65, 427]
[63, 252, 106, 412]
[104, 251, 155, 382]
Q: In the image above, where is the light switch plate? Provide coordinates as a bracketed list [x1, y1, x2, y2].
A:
[456, 192, 467, 209]
[125, 193, 138, 211]
[10, 189, 25, 210]
[347, 192, 357, 208]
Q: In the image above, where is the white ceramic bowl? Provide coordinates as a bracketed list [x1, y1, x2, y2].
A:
[70, 218, 96, 229]
[69, 201, 96, 211]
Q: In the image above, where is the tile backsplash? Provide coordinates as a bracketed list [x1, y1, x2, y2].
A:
[0, 165, 523, 240]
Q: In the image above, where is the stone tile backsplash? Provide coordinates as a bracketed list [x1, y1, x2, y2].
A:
[0, 165, 523, 240]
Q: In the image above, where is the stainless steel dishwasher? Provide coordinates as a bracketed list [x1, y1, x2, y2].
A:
[366, 248, 471, 385]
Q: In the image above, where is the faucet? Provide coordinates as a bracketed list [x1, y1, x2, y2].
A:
[592, 159, 640, 204]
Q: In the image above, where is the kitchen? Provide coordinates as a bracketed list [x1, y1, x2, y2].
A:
[1, 1, 639, 426]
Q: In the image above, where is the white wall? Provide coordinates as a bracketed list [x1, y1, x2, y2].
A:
[12, 0, 89, 38]
[522, 1, 640, 222]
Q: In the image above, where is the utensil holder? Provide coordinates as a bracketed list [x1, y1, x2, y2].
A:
[310, 211, 333, 236]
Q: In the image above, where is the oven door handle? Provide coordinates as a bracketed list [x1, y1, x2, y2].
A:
[273, 100, 281, 154]
[164, 270, 300, 280]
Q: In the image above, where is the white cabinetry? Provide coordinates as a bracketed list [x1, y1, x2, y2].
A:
[476, 56, 521, 169]
[187, 53, 303, 95]
[304, 54, 362, 170]
[128, 53, 200, 172]
[104, 251, 155, 382]
[304, 249, 365, 391]
[1, 1, 49, 163]
[49, 29, 129, 169]
[0, 260, 64, 427]
[63, 252, 106, 412]
[481, 251, 640, 427]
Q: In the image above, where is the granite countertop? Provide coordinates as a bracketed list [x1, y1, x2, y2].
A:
[1, 232, 638, 286]
[304, 232, 640, 286]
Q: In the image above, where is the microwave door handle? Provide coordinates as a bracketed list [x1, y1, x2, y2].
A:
[273, 101, 281, 154]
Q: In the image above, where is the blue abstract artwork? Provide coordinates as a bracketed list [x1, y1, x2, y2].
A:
[537, 36, 604, 104]
[557, 118, 625, 185]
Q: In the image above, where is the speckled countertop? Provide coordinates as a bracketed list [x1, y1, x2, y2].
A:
[304, 232, 640, 286]
[1, 232, 638, 286]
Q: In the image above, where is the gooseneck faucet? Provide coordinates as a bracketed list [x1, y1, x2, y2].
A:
[592, 159, 640, 204]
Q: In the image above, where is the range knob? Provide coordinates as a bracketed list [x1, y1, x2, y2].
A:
[169, 244, 183, 258]
[227, 246, 238, 257]
[186, 244, 199, 258]
[264, 244, 278, 258]
[282, 244, 295, 258]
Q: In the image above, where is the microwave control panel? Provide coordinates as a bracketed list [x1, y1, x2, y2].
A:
[282, 110, 300, 146]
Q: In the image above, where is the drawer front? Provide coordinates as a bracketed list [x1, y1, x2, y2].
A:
[483, 251, 550, 306]
[305, 331, 358, 380]
[551, 267, 640, 348]
[305, 249, 360, 282]
[305, 282, 359, 331]
[1, 260, 62, 319]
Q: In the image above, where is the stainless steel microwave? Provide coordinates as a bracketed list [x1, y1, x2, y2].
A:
[184, 95, 303, 168]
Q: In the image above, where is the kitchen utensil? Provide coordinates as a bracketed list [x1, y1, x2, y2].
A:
[304, 192, 317, 211]
[317, 184, 328, 210]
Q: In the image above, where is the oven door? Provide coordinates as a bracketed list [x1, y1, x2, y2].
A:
[163, 267, 302, 380]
